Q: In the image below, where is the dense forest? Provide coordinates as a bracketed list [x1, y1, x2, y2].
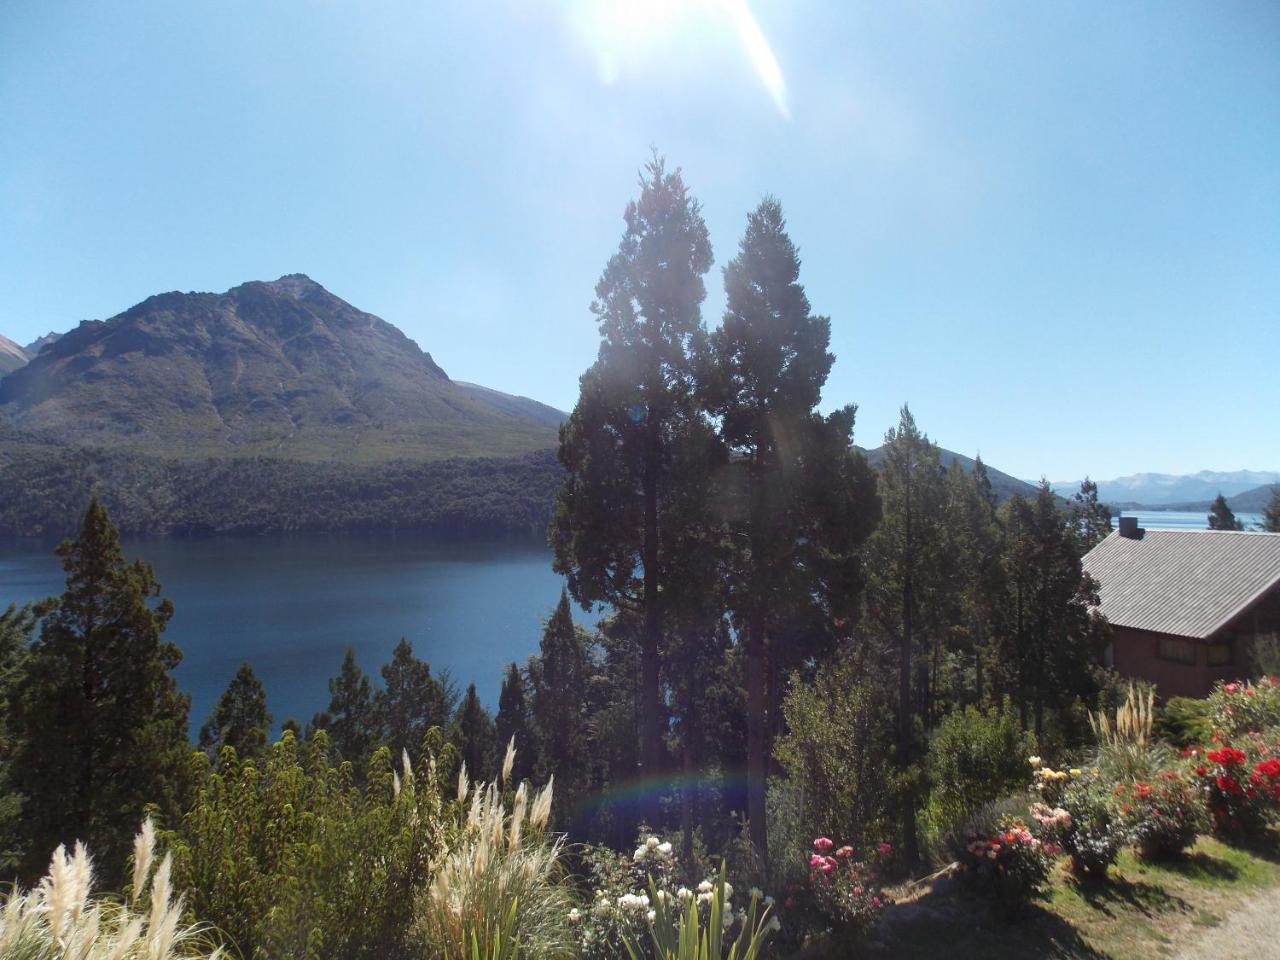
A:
[0, 443, 562, 537]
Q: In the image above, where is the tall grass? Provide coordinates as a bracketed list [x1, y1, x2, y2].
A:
[1090, 684, 1169, 782]
[416, 745, 575, 960]
[0, 819, 225, 959]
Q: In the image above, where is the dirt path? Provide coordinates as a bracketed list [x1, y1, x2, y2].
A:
[1175, 884, 1280, 960]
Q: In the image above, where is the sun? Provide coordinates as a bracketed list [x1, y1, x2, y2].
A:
[562, 0, 789, 117]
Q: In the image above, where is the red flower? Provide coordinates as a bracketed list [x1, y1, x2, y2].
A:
[1225, 683, 1240, 695]
[878, 842, 893, 856]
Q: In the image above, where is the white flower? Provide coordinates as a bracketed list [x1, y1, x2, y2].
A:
[634, 846, 647, 862]
[767, 915, 782, 933]
[1028, 755, 1043, 769]
[763, 895, 775, 907]
[646, 835, 660, 849]
[657, 841, 673, 858]
[697, 892, 713, 906]
[655, 889, 669, 903]
[697, 880, 714, 894]
[647, 909, 656, 923]
[676, 886, 692, 901]
[568, 908, 582, 923]
[749, 886, 762, 900]
[722, 911, 733, 929]
[723, 881, 733, 898]
[592, 900, 612, 918]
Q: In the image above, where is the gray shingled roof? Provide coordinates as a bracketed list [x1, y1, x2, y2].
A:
[1082, 529, 1280, 640]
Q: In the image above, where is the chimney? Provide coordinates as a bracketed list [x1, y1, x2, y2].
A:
[1118, 516, 1141, 539]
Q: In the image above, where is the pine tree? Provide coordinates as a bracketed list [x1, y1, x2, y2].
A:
[1209, 493, 1244, 531]
[198, 662, 271, 762]
[531, 590, 593, 822]
[312, 648, 378, 765]
[864, 406, 947, 864]
[452, 683, 497, 779]
[1070, 477, 1113, 550]
[0, 604, 35, 872]
[704, 197, 877, 857]
[494, 662, 536, 784]
[11, 499, 190, 881]
[376, 638, 456, 761]
[551, 154, 713, 822]
[1264, 487, 1280, 533]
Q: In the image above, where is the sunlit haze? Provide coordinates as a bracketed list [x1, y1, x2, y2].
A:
[1, 1, 1276, 480]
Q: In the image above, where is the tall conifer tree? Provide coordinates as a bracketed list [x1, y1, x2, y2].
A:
[199, 662, 271, 762]
[376, 638, 455, 760]
[495, 662, 536, 784]
[452, 683, 497, 779]
[312, 648, 378, 765]
[11, 499, 190, 881]
[1264, 487, 1280, 533]
[1208, 493, 1244, 531]
[551, 155, 714, 820]
[704, 197, 876, 857]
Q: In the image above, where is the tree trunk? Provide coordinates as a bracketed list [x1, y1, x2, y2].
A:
[640, 421, 663, 828]
[746, 612, 769, 861]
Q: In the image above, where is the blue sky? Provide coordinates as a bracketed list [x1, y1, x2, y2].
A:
[1, 0, 1276, 481]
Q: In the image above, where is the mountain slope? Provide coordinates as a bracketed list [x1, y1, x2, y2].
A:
[454, 381, 567, 428]
[23, 331, 62, 356]
[0, 334, 27, 375]
[0, 275, 560, 462]
[861, 444, 1040, 502]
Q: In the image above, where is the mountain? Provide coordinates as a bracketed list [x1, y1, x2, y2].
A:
[1229, 483, 1280, 513]
[1051, 470, 1280, 507]
[23, 331, 62, 356]
[861, 444, 1040, 502]
[454, 381, 567, 428]
[0, 275, 560, 462]
[0, 335, 27, 375]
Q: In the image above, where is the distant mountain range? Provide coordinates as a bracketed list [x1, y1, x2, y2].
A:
[0, 275, 564, 462]
[1050, 471, 1280, 509]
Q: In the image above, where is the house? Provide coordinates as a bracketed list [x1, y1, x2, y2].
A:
[1082, 518, 1280, 698]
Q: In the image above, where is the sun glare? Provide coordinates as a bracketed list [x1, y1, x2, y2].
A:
[564, 0, 788, 117]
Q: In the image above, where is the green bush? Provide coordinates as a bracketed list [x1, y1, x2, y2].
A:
[1156, 696, 1212, 749]
[1207, 678, 1280, 739]
[164, 730, 449, 960]
[924, 701, 1033, 839]
[774, 658, 903, 848]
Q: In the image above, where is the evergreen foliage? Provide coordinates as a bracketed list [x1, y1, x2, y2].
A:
[1265, 487, 1280, 533]
[198, 662, 271, 762]
[1208, 492, 1244, 530]
[311, 648, 379, 766]
[1070, 477, 1113, 550]
[452, 682, 498, 779]
[377, 638, 457, 761]
[551, 154, 714, 822]
[9, 499, 190, 882]
[495, 661, 537, 785]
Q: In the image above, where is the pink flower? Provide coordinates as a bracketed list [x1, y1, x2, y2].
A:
[1225, 683, 1240, 695]
[813, 837, 834, 853]
[809, 854, 823, 868]
[835, 845, 855, 859]
[878, 842, 893, 856]
[871, 897, 882, 907]
[852, 885, 863, 895]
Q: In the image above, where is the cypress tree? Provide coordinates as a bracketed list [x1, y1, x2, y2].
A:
[198, 662, 271, 762]
[1070, 477, 1114, 550]
[376, 638, 456, 760]
[312, 648, 378, 765]
[452, 683, 497, 779]
[1208, 493, 1244, 531]
[494, 662, 536, 784]
[532, 591, 592, 816]
[11, 499, 190, 881]
[704, 197, 876, 857]
[551, 154, 713, 823]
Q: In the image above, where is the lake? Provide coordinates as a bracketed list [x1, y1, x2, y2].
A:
[0, 534, 582, 734]
[1114, 510, 1265, 531]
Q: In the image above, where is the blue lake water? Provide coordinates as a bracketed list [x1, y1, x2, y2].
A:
[1114, 510, 1265, 531]
[0, 534, 582, 734]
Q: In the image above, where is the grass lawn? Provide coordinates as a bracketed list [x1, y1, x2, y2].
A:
[870, 836, 1280, 959]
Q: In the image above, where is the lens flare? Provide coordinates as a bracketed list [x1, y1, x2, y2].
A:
[563, 0, 788, 117]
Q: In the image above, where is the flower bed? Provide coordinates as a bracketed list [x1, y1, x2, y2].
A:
[1113, 771, 1205, 860]
[955, 822, 1053, 914]
[795, 836, 891, 944]
[1189, 736, 1280, 840]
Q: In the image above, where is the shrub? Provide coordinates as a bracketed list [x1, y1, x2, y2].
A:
[775, 660, 903, 847]
[0, 820, 224, 959]
[954, 822, 1052, 915]
[1113, 771, 1205, 860]
[1034, 767, 1125, 878]
[924, 701, 1032, 838]
[1189, 735, 1280, 840]
[1207, 678, 1280, 739]
[796, 836, 891, 947]
[1157, 697, 1213, 750]
[166, 731, 446, 960]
